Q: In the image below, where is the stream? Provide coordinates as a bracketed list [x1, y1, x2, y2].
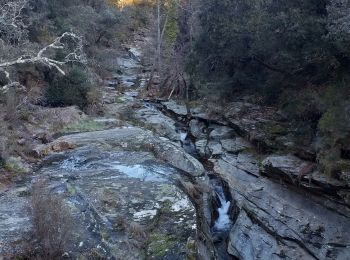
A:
[1, 30, 350, 260]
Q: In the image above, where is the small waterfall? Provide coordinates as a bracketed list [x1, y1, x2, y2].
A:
[213, 186, 231, 231]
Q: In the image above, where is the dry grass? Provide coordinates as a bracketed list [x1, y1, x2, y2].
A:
[128, 221, 147, 241]
[31, 180, 74, 258]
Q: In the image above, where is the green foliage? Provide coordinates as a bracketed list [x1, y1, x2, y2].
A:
[188, 0, 350, 101]
[60, 119, 108, 133]
[46, 66, 91, 108]
[164, 0, 179, 49]
[147, 232, 175, 257]
[318, 103, 350, 142]
[2, 157, 28, 174]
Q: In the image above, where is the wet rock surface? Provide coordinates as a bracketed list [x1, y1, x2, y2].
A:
[1, 127, 200, 258]
[35, 145, 196, 259]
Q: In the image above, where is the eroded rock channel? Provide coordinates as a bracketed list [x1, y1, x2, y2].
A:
[1, 31, 350, 259]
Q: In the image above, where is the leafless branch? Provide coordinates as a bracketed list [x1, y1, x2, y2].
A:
[0, 32, 86, 92]
[0, 0, 28, 28]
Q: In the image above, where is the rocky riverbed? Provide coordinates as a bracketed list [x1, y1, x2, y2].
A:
[1, 30, 350, 259]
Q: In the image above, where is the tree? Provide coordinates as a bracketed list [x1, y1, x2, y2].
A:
[0, 32, 85, 92]
[0, 0, 29, 44]
[187, 0, 332, 101]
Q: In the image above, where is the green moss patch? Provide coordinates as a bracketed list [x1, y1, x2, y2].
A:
[147, 232, 175, 258]
[60, 119, 109, 133]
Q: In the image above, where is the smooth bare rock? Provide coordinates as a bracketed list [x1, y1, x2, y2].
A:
[219, 153, 260, 177]
[189, 119, 206, 139]
[134, 106, 180, 141]
[228, 210, 311, 260]
[209, 126, 235, 140]
[33, 127, 148, 157]
[209, 142, 223, 156]
[34, 145, 196, 259]
[195, 140, 223, 157]
[190, 106, 227, 125]
[221, 137, 253, 153]
[55, 127, 151, 147]
[16, 138, 26, 146]
[35, 127, 204, 177]
[154, 141, 204, 176]
[162, 100, 188, 116]
[211, 156, 350, 260]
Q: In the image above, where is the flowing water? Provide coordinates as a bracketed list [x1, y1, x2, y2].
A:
[213, 186, 231, 232]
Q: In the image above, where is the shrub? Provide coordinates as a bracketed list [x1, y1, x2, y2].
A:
[86, 86, 104, 115]
[45, 66, 91, 109]
[31, 180, 74, 258]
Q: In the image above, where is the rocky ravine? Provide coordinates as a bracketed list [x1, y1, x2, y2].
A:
[135, 98, 350, 259]
[101, 33, 350, 259]
[1, 30, 350, 260]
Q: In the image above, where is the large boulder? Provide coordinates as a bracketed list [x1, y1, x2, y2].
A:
[162, 100, 188, 117]
[209, 125, 235, 140]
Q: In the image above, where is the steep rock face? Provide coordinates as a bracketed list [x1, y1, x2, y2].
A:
[261, 155, 350, 207]
[224, 102, 276, 152]
[212, 156, 350, 260]
[224, 102, 316, 160]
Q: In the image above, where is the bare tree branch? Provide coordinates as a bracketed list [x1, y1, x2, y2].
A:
[0, 32, 86, 92]
[0, 0, 29, 44]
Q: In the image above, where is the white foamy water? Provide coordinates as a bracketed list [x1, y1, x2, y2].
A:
[214, 187, 231, 231]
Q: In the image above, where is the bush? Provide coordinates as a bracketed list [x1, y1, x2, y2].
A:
[31, 180, 74, 258]
[45, 66, 91, 108]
